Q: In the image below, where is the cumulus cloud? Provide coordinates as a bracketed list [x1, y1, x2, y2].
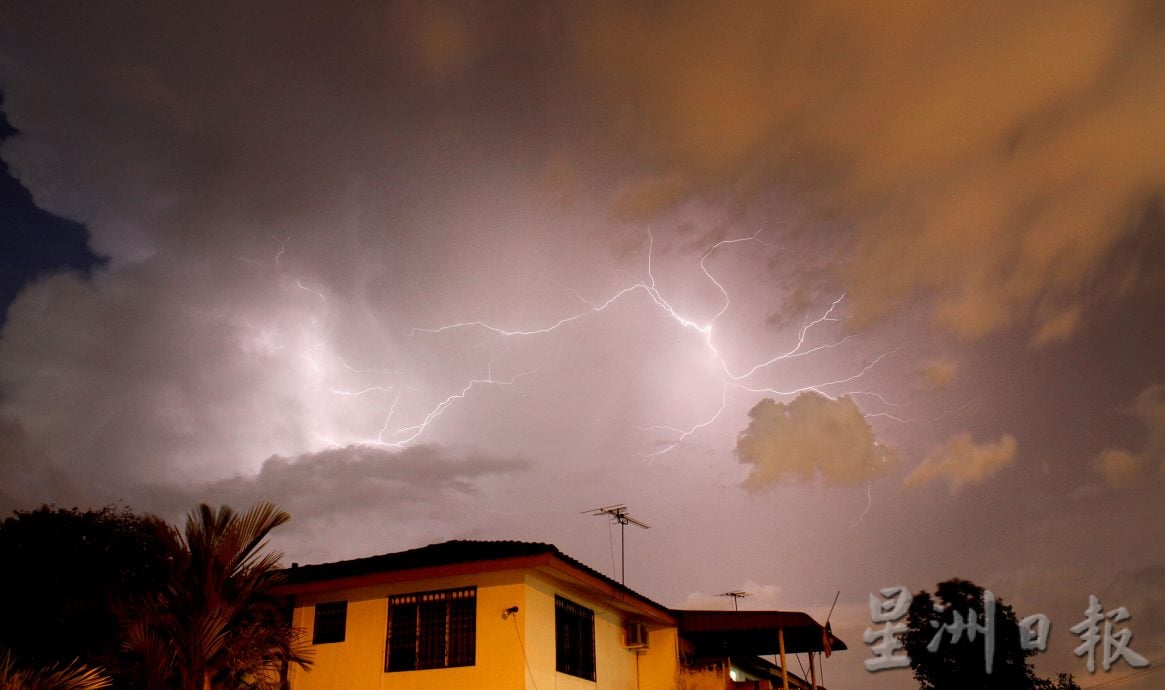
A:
[735, 392, 894, 488]
[1094, 384, 1165, 488]
[904, 432, 1017, 492]
[1094, 448, 1146, 489]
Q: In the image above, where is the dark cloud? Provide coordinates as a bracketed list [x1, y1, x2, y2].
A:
[569, 1, 1165, 341]
[180, 443, 529, 519]
[6, 1, 1160, 343]
[132, 443, 531, 562]
[0, 6, 1162, 688]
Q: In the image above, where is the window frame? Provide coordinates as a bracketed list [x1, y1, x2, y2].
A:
[385, 586, 477, 672]
[312, 600, 348, 645]
[555, 594, 596, 681]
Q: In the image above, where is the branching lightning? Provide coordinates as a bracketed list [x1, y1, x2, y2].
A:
[252, 230, 901, 461]
[373, 364, 544, 448]
[405, 230, 900, 455]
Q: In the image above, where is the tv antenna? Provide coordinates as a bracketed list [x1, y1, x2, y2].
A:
[583, 504, 650, 585]
[717, 590, 753, 611]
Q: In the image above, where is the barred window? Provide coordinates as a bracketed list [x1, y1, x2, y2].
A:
[555, 595, 596, 680]
[313, 601, 347, 644]
[386, 587, 476, 671]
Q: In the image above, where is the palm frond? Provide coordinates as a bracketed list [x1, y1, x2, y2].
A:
[0, 650, 112, 690]
[121, 502, 309, 690]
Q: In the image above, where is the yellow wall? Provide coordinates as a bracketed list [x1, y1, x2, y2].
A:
[678, 666, 729, 690]
[289, 567, 679, 690]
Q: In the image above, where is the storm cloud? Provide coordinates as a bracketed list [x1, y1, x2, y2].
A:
[1, 4, 1163, 689]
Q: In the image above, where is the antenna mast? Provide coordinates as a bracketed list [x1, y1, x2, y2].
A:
[583, 504, 650, 584]
[717, 590, 753, 611]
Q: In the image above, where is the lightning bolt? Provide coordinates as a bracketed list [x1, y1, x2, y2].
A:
[245, 228, 908, 464]
[373, 363, 544, 448]
[273, 235, 289, 268]
[850, 479, 875, 528]
[297, 279, 326, 301]
[408, 230, 900, 455]
[635, 388, 732, 458]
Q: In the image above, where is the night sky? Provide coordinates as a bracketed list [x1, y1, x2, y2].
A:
[1, 3, 1163, 689]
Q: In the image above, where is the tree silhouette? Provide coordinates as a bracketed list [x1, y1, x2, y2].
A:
[120, 502, 311, 690]
[904, 579, 1080, 690]
[0, 505, 172, 671]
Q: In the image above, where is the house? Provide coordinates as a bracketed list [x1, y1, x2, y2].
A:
[275, 540, 845, 690]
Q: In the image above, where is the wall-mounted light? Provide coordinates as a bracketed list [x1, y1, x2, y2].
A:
[501, 606, 519, 619]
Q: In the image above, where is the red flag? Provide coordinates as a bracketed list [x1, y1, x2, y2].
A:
[822, 621, 833, 658]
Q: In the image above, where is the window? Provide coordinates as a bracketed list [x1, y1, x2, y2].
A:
[555, 595, 596, 680]
[313, 601, 347, 644]
[386, 587, 476, 671]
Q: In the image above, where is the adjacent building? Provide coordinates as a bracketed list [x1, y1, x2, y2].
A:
[276, 540, 845, 690]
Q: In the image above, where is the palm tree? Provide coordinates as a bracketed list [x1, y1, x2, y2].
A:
[122, 502, 311, 690]
[0, 649, 111, 690]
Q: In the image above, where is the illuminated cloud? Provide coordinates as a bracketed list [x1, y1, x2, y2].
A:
[0, 9, 1161, 684]
[1094, 383, 1165, 488]
[0, 264, 344, 491]
[920, 357, 960, 389]
[735, 392, 893, 488]
[1094, 448, 1146, 490]
[573, 1, 1165, 342]
[904, 432, 1017, 492]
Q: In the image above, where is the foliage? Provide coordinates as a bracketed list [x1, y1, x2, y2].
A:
[0, 649, 111, 690]
[1033, 673, 1082, 690]
[903, 579, 1080, 690]
[0, 505, 172, 670]
[120, 502, 312, 690]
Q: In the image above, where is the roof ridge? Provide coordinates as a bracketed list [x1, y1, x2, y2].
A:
[279, 539, 673, 615]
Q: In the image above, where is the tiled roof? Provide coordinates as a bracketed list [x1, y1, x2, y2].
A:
[280, 539, 671, 615]
[283, 539, 558, 584]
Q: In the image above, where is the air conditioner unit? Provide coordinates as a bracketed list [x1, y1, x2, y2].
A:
[625, 621, 649, 650]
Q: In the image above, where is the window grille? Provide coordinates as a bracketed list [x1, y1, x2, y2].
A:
[313, 601, 347, 644]
[386, 587, 476, 671]
[555, 595, 596, 680]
